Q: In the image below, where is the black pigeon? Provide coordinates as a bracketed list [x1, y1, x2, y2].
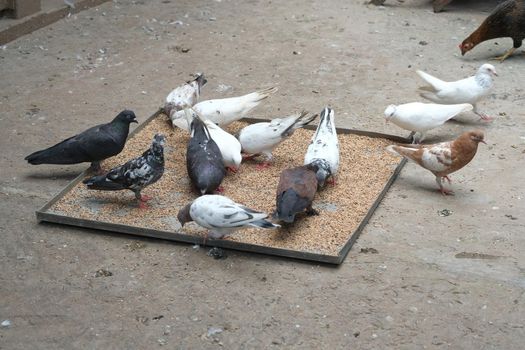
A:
[274, 163, 319, 224]
[25, 110, 138, 173]
[83, 134, 166, 209]
[186, 110, 226, 195]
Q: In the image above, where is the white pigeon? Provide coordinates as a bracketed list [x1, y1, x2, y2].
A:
[203, 120, 242, 172]
[304, 107, 340, 187]
[416, 63, 497, 121]
[171, 86, 278, 130]
[177, 195, 280, 239]
[384, 102, 473, 143]
[164, 73, 207, 117]
[237, 111, 317, 169]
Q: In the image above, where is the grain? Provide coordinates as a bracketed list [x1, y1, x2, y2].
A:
[50, 113, 401, 256]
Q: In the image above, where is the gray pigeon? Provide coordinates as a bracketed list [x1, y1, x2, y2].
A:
[25, 110, 138, 173]
[83, 134, 166, 209]
[186, 111, 226, 195]
[274, 163, 319, 224]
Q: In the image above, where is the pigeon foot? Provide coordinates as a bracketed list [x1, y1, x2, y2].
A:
[306, 207, 320, 216]
[438, 187, 454, 196]
[140, 194, 153, 202]
[327, 177, 337, 186]
[242, 153, 260, 161]
[476, 112, 494, 122]
[226, 166, 238, 174]
[255, 162, 271, 170]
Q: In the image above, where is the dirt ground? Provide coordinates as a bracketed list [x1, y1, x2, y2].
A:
[1, 0, 524, 348]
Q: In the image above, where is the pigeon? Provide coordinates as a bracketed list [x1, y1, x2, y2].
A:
[386, 130, 486, 195]
[177, 194, 280, 240]
[25, 110, 138, 173]
[186, 111, 226, 195]
[384, 102, 473, 143]
[274, 163, 319, 224]
[171, 86, 278, 130]
[83, 134, 166, 208]
[304, 107, 340, 187]
[203, 120, 242, 173]
[416, 64, 497, 121]
[238, 111, 317, 169]
[164, 73, 207, 117]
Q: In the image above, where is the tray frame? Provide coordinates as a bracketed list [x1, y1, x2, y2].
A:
[36, 109, 409, 265]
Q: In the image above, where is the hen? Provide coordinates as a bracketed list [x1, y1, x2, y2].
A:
[460, 0, 525, 62]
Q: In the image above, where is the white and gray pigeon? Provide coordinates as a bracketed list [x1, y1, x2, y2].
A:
[186, 112, 226, 195]
[177, 194, 280, 240]
[164, 73, 207, 117]
[171, 86, 278, 130]
[304, 107, 340, 187]
[83, 133, 166, 209]
[416, 63, 497, 121]
[384, 102, 473, 143]
[238, 111, 317, 169]
[203, 120, 242, 173]
[25, 110, 138, 173]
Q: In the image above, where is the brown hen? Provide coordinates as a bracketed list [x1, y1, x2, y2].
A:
[460, 0, 525, 62]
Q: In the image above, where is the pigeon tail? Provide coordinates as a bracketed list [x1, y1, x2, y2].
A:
[25, 148, 55, 164]
[416, 70, 447, 92]
[386, 145, 419, 162]
[249, 219, 280, 229]
[25, 142, 80, 165]
[248, 86, 278, 103]
[419, 91, 441, 103]
[83, 175, 127, 191]
[281, 111, 317, 137]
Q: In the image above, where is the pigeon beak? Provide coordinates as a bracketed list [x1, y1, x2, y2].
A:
[493, 71, 498, 77]
[132, 119, 138, 124]
[480, 140, 487, 144]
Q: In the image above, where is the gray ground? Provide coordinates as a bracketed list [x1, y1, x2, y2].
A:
[1, 0, 524, 348]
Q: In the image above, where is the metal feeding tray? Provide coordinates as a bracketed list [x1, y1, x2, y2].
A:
[36, 109, 408, 265]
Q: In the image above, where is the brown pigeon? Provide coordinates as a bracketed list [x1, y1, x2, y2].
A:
[386, 130, 486, 195]
[274, 163, 319, 223]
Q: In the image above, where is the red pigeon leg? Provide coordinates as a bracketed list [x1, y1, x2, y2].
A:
[140, 194, 153, 201]
[242, 153, 260, 161]
[476, 112, 494, 122]
[436, 176, 454, 196]
[138, 200, 149, 209]
[255, 162, 271, 170]
[215, 186, 225, 194]
[226, 166, 238, 174]
[327, 176, 337, 186]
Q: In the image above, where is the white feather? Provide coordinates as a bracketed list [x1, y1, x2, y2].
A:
[189, 195, 277, 238]
[171, 86, 278, 130]
[304, 108, 340, 176]
[417, 64, 496, 106]
[238, 111, 313, 159]
[203, 120, 242, 170]
[385, 102, 473, 140]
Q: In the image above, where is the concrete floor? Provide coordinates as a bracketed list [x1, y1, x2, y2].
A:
[1, 0, 524, 348]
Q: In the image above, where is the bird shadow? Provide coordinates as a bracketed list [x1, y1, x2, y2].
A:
[448, 115, 490, 127]
[25, 170, 84, 181]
